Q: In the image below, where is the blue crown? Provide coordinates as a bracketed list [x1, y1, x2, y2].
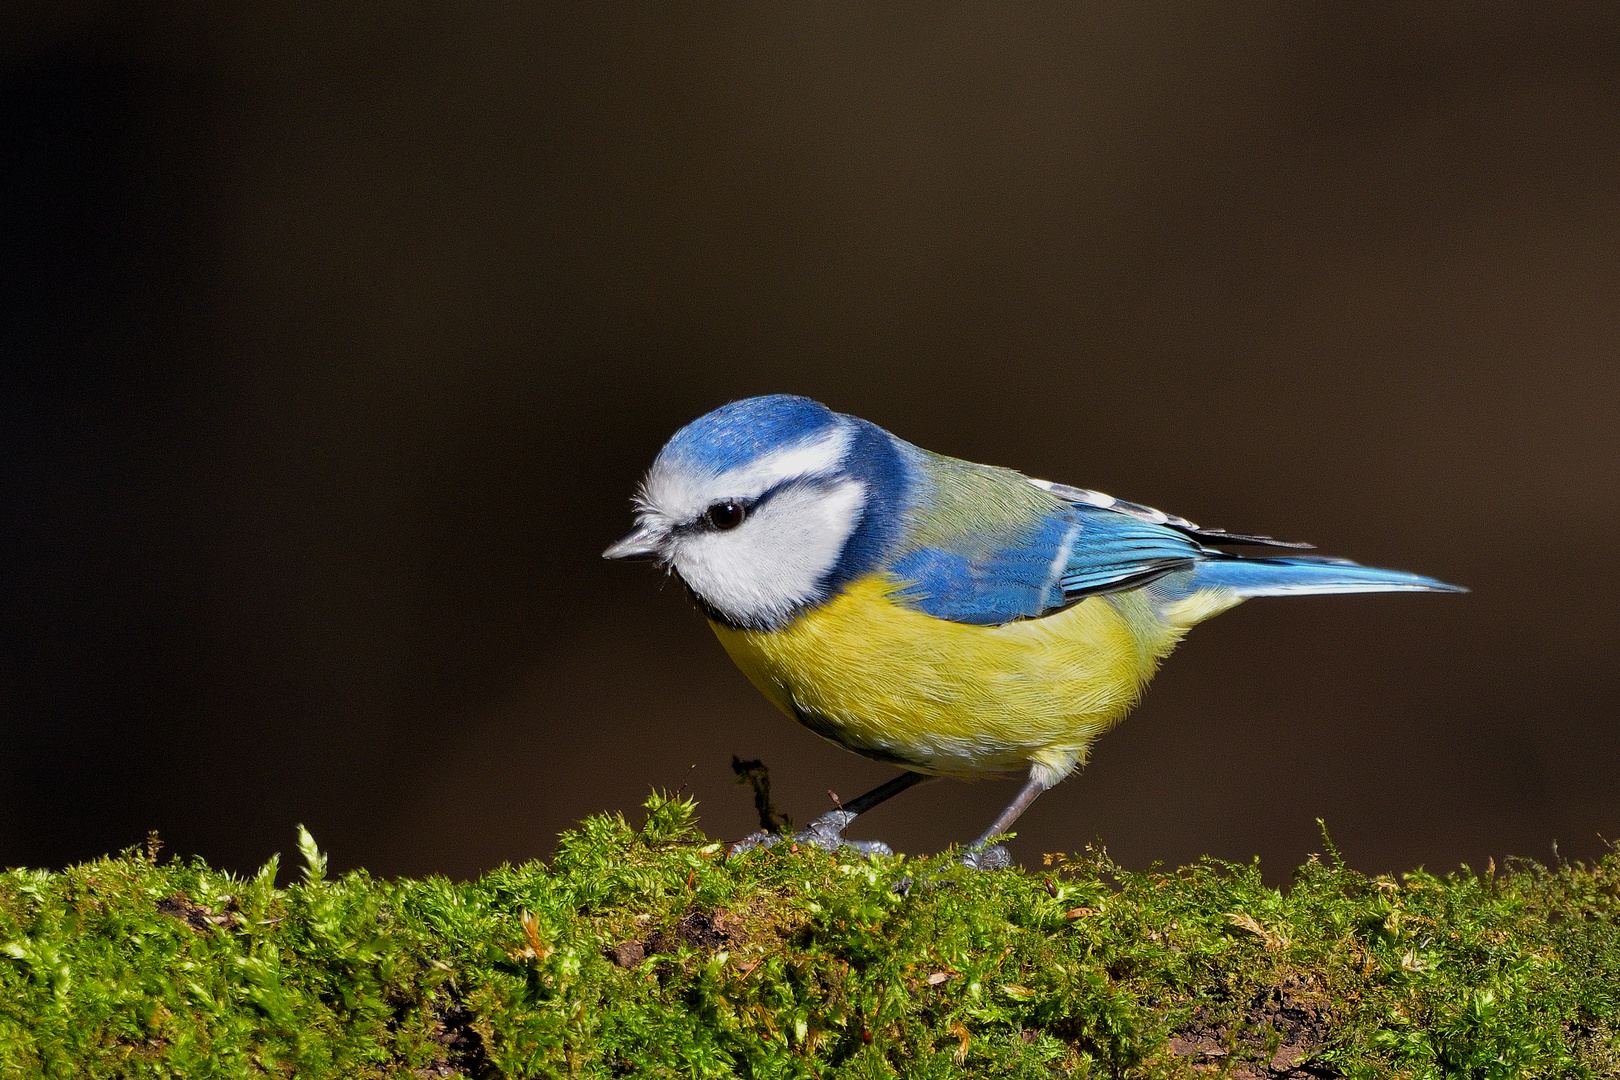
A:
[657, 395, 839, 475]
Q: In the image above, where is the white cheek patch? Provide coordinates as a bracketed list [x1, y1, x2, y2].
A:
[671, 480, 866, 627]
[641, 425, 852, 526]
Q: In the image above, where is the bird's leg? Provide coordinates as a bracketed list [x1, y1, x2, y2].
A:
[959, 771, 1047, 870]
[731, 771, 933, 858]
[796, 771, 936, 855]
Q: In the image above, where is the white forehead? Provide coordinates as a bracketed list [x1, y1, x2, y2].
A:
[640, 423, 852, 523]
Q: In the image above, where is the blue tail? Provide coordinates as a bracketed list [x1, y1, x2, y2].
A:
[1190, 555, 1466, 597]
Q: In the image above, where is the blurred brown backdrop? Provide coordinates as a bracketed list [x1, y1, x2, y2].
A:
[4, 3, 1617, 883]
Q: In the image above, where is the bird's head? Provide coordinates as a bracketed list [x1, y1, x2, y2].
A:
[605, 395, 898, 630]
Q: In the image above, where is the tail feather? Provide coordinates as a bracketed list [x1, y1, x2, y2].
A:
[1190, 555, 1467, 598]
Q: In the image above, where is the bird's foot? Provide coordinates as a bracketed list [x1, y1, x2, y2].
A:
[890, 841, 1011, 894]
[726, 831, 781, 856]
[728, 810, 894, 859]
[959, 843, 1013, 871]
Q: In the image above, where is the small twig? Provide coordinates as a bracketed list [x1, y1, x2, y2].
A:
[791, 1046, 822, 1079]
[736, 946, 779, 981]
[674, 763, 698, 796]
[731, 756, 792, 834]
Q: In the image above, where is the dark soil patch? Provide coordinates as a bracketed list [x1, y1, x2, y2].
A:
[1168, 978, 1336, 1077]
[611, 940, 646, 968]
[611, 906, 742, 968]
[412, 998, 493, 1079]
[154, 892, 238, 932]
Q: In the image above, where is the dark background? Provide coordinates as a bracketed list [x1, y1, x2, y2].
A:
[4, 3, 1617, 884]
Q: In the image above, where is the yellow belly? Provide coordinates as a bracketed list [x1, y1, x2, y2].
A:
[709, 575, 1236, 785]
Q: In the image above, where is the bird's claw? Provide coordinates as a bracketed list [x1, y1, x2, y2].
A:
[728, 810, 894, 859]
[890, 842, 1011, 894]
[797, 810, 859, 852]
[727, 831, 779, 856]
[960, 843, 1013, 871]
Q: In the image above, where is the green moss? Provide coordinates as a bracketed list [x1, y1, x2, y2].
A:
[2, 797, 1617, 1078]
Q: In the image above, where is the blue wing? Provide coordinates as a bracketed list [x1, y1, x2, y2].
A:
[883, 479, 1463, 626]
[886, 503, 1203, 626]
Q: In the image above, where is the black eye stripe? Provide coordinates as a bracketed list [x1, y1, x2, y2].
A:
[681, 476, 839, 534]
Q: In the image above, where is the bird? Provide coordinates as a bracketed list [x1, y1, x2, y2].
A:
[605, 394, 1464, 868]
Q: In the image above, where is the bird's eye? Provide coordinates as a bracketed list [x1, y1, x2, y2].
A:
[706, 502, 746, 530]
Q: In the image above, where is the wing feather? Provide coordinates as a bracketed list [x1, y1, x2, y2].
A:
[886, 501, 1204, 625]
[883, 473, 1324, 627]
[1028, 478, 1313, 549]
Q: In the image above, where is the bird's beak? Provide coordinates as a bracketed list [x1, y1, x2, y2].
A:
[603, 521, 665, 561]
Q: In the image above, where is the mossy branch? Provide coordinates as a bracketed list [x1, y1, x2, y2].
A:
[1, 796, 1617, 1077]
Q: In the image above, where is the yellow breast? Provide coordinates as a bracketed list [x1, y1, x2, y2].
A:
[709, 575, 1226, 785]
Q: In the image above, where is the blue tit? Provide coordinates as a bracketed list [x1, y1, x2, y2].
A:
[605, 395, 1464, 868]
